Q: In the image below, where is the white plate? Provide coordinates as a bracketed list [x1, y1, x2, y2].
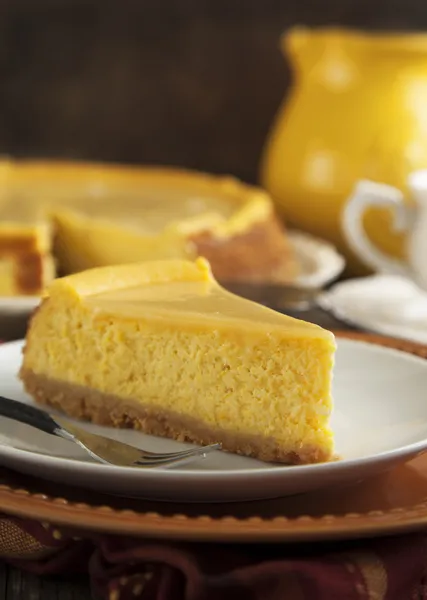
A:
[0, 232, 345, 316]
[0, 338, 426, 502]
[0, 296, 40, 316]
[318, 275, 427, 344]
[288, 230, 345, 289]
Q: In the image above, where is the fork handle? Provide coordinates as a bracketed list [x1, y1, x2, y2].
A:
[0, 396, 62, 436]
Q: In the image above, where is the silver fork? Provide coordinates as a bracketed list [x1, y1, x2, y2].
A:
[0, 395, 221, 468]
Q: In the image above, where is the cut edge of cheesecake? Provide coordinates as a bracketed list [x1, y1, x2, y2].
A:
[20, 258, 335, 465]
[0, 222, 54, 296]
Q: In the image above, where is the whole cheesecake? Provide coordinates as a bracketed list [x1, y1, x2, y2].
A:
[20, 258, 335, 464]
[0, 159, 298, 296]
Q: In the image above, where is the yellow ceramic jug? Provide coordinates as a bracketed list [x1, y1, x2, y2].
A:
[260, 27, 427, 274]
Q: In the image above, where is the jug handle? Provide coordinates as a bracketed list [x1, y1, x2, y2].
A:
[341, 180, 413, 277]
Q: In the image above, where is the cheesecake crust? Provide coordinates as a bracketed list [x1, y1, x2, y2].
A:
[14, 252, 45, 294]
[20, 368, 331, 466]
[191, 214, 298, 284]
[0, 228, 52, 294]
[0, 234, 42, 254]
[0, 251, 49, 295]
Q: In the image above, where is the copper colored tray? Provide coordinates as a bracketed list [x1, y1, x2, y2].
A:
[1, 331, 427, 543]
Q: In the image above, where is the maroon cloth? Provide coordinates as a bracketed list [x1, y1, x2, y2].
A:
[0, 514, 426, 599]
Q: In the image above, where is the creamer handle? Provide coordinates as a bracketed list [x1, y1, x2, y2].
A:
[341, 180, 413, 276]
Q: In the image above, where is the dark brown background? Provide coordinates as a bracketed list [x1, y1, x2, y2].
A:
[0, 0, 425, 185]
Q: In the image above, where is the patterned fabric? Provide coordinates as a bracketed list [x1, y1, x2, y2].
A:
[0, 515, 426, 599]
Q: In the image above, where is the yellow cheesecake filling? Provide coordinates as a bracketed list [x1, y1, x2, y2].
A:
[22, 259, 335, 462]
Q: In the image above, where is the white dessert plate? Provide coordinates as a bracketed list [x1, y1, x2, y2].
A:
[0, 232, 345, 317]
[0, 338, 427, 502]
[318, 275, 427, 344]
[0, 296, 40, 316]
[288, 230, 345, 289]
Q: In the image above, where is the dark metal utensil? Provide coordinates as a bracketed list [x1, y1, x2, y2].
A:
[0, 395, 220, 468]
[223, 282, 321, 311]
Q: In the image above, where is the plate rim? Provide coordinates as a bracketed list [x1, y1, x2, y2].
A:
[2, 335, 427, 481]
[0, 462, 427, 543]
[288, 229, 345, 288]
[0, 296, 40, 313]
[1, 331, 427, 542]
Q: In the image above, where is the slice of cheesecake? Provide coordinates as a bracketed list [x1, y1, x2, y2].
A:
[20, 258, 336, 464]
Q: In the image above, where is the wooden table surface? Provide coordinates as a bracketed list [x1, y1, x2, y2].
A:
[0, 304, 353, 600]
[0, 565, 92, 600]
